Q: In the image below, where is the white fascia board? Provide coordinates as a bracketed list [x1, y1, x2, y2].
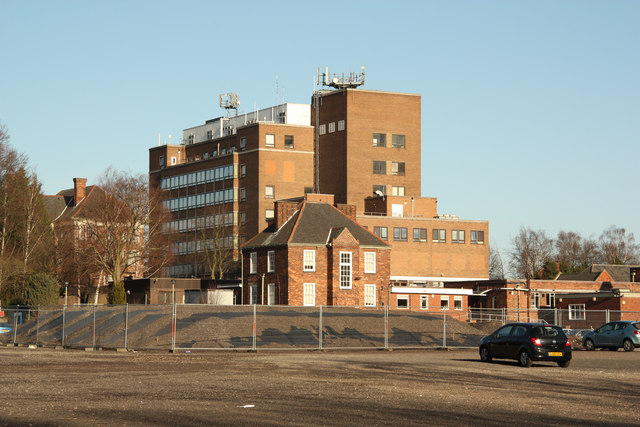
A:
[390, 276, 490, 282]
[391, 287, 474, 295]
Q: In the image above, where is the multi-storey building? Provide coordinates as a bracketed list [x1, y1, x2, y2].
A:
[313, 88, 489, 284]
[150, 84, 489, 285]
[312, 89, 421, 213]
[149, 104, 314, 277]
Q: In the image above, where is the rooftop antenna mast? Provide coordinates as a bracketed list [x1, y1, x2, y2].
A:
[313, 66, 366, 193]
[219, 93, 240, 117]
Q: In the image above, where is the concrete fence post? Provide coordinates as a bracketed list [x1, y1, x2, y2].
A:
[442, 310, 447, 348]
[606, 309, 610, 323]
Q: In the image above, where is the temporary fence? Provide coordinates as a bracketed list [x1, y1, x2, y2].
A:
[1, 305, 638, 351]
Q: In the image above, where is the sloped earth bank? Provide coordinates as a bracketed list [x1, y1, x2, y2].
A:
[1, 347, 639, 426]
[8, 306, 503, 350]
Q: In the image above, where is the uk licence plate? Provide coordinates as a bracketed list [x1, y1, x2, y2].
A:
[548, 352, 563, 357]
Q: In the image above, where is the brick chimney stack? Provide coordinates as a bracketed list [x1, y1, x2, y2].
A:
[73, 178, 87, 206]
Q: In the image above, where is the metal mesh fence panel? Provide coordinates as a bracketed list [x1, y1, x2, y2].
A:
[3, 305, 639, 351]
[320, 306, 385, 349]
[124, 305, 173, 350]
[93, 305, 127, 349]
[254, 306, 320, 349]
[174, 304, 253, 350]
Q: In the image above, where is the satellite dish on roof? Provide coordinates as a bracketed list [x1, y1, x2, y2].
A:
[374, 190, 383, 197]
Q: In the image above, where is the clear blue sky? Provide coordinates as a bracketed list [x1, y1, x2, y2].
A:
[1, 0, 638, 255]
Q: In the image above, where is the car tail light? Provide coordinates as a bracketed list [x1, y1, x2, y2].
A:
[634, 330, 640, 335]
[565, 340, 571, 347]
[530, 337, 542, 346]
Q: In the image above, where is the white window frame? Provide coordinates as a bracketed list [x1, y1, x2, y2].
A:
[440, 296, 450, 311]
[420, 295, 429, 310]
[339, 252, 352, 289]
[364, 252, 376, 274]
[267, 283, 276, 306]
[319, 124, 326, 135]
[397, 295, 409, 309]
[265, 134, 275, 147]
[454, 296, 463, 311]
[338, 120, 345, 131]
[250, 284, 258, 304]
[303, 283, 316, 306]
[249, 252, 257, 274]
[265, 209, 274, 220]
[265, 185, 275, 199]
[569, 304, 585, 320]
[328, 122, 336, 133]
[303, 250, 315, 272]
[364, 284, 376, 307]
[267, 250, 275, 273]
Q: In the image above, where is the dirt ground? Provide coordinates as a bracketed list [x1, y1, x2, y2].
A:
[1, 346, 639, 426]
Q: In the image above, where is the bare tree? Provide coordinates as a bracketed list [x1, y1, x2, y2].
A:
[195, 206, 234, 280]
[489, 246, 505, 280]
[598, 226, 639, 265]
[509, 227, 554, 279]
[75, 168, 172, 302]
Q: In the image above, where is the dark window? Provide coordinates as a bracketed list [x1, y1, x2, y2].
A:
[373, 133, 386, 147]
[374, 226, 388, 241]
[413, 228, 427, 242]
[432, 229, 446, 243]
[392, 134, 405, 148]
[373, 161, 386, 175]
[391, 162, 405, 176]
[285, 135, 294, 148]
[373, 185, 386, 196]
[393, 227, 407, 241]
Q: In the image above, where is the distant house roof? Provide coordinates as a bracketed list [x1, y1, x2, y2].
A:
[556, 264, 640, 283]
[242, 201, 390, 250]
[44, 185, 106, 223]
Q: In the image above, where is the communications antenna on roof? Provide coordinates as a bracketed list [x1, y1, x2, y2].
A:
[219, 93, 240, 117]
[317, 66, 365, 89]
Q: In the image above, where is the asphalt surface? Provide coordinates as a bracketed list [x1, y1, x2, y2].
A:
[1, 346, 639, 426]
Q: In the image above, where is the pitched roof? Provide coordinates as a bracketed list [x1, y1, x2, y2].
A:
[44, 185, 106, 223]
[242, 201, 390, 250]
[557, 264, 640, 283]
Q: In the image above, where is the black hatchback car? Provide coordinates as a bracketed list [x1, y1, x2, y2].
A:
[479, 323, 572, 368]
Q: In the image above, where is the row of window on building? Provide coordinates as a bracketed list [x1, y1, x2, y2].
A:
[165, 188, 243, 212]
[172, 235, 239, 256]
[373, 227, 485, 244]
[161, 164, 240, 190]
[164, 211, 246, 233]
[372, 133, 405, 148]
[318, 120, 346, 135]
[248, 250, 377, 289]
[373, 160, 405, 176]
[396, 295, 464, 310]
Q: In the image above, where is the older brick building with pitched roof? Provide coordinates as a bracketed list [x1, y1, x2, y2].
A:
[241, 194, 391, 306]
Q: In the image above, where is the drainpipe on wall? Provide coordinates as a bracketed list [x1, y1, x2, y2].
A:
[261, 274, 265, 305]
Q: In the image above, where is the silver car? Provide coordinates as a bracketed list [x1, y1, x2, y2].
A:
[582, 321, 640, 352]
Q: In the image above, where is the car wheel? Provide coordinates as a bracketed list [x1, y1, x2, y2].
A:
[623, 339, 635, 352]
[584, 339, 595, 351]
[557, 360, 571, 368]
[518, 350, 532, 368]
[480, 346, 492, 362]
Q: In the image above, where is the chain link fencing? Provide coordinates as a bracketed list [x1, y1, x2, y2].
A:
[1, 305, 638, 351]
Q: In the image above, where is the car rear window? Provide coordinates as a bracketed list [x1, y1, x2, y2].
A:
[633, 323, 640, 330]
[532, 326, 565, 338]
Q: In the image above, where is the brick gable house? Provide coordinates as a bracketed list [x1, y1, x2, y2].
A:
[241, 194, 391, 306]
